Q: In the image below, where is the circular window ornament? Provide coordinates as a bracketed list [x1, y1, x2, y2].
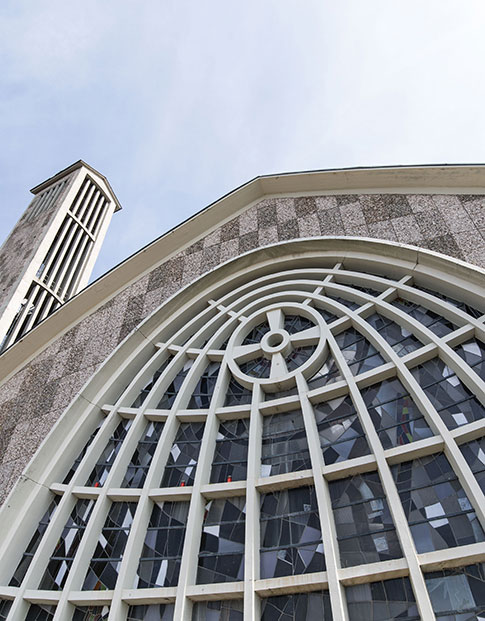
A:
[227, 302, 329, 392]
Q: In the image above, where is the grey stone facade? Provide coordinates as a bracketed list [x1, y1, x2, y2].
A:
[1, 192, 485, 505]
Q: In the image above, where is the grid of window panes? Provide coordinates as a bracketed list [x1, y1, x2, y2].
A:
[2, 262, 485, 620]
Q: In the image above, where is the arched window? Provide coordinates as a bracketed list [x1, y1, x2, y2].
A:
[1, 239, 485, 620]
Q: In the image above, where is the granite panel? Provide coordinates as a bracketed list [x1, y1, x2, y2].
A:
[2, 191, 485, 505]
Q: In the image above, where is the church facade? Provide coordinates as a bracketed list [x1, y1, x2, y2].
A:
[1, 165, 485, 619]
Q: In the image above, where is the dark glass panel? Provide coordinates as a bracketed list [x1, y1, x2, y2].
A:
[261, 410, 311, 477]
[460, 437, 485, 494]
[157, 359, 194, 409]
[361, 378, 433, 449]
[242, 321, 270, 345]
[9, 496, 60, 587]
[85, 418, 132, 487]
[210, 419, 249, 483]
[224, 375, 252, 406]
[188, 361, 221, 408]
[411, 358, 485, 429]
[72, 605, 110, 620]
[365, 312, 423, 356]
[63, 420, 103, 484]
[136, 501, 189, 588]
[346, 577, 420, 620]
[192, 599, 243, 620]
[325, 294, 360, 310]
[313, 306, 338, 324]
[83, 502, 137, 590]
[455, 339, 485, 382]
[127, 604, 174, 620]
[334, 328, 386, 375]
[330, 471, 402, 567]
[161, 422, 205, 487]
[412, 284, 484, 319]
[121, 422, 164, 488]
[260, 486, 325, 578]
[307, 355, 343, 389]
[391, 297, 457, 337]
[264, 385, 299, 401]
[25, 604, 56, 620]
[0, 600, 12, 621]
[392, 453, 485, 553]
[132, 358, 171, 408]
[314, 396, 370, 464]
[425, 563, 485, 619]
[285, 346, 316, 372]
[261, 591, 333, 620]
[284, 314, 314, 334]
[39, 498, 95, 590]
[239, 356, 271, 378]
[197, 497, 246, 584]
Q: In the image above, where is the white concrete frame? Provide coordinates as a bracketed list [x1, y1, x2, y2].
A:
[1, 239, 485, 620]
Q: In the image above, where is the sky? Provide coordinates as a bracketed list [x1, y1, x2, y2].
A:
[1, 1, 485, 281]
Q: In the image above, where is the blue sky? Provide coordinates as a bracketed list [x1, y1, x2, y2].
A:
[1, 1, 485, 281]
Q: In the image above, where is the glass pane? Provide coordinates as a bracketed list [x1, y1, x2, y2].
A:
[192, 600, 243, 620]
[365, 312, 423, 357]
[210, 419, 249, 483]
[83, 502, 137, 590]
[25, 604, 56, 620]
[40, 498, 95, 590]
[361, 378, 433, 449]
[346, 577, 420, 620]
[121, 422, 164, 488]
[132, 358, 171, 408]
[261, 410, 311, 476]
[157, 359, 194, 409]
[261, 591, 333, 620]
[391, 297, 457, 337]
[455, 339, 485, 382]
[9, 496, 59, 587]
[392, 454, 485, 553]
[161, 422, 205, 487]
[136, 501, 189, 588]
[224, 375, 252, 406]
[126, 604, 175, 621]
[197, 497, 246, 584]
[314, 396, 370, 464]
[85, 418, 132, 487]
[411, 358, 485, 429]
[330, 472, 402, 567]
[260, 486, 325, 578]
[460, 437, 485, 494]
[335, 328, 386, 375]
[188, 361, 221, 408]
[0, 601, 12, 620]
[127, 604, 174, 620]
[72, 605, 109, 620]
[63, 420, 103, 484]
[425, 563, 485, 619]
